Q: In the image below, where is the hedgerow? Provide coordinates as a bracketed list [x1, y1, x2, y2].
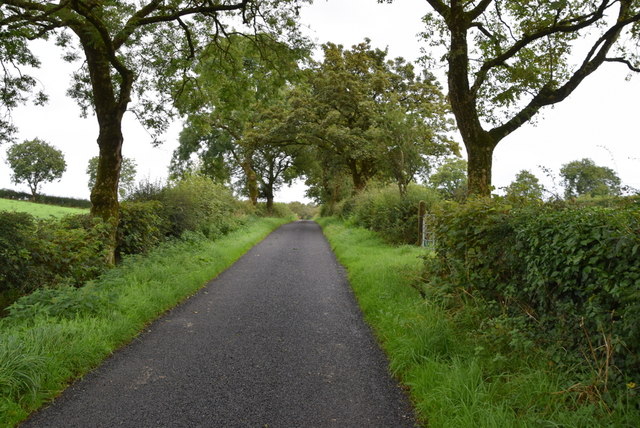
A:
[424, 197, 640, 400]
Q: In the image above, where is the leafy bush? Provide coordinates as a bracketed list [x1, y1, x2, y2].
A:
[0, 212, 42, 294]
[159, 175, 248, 239]
[33, 215, 111, 287]
[0, 212, 110, 295]
[117, 201, 168, 257]
[337, 184, 441, 244]
[6, 285, 116, 322]
[424, 197, 640, 395]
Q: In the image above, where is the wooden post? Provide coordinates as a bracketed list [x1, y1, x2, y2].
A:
[418, 200, 426, 246]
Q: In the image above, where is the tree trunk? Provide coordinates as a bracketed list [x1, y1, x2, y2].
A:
[241, 162, 259, 206]
[465, 139, 495, 197]
[446, 11, 496, 198]
[78, 29, 132, 266]
[90, 117, 124, 266]
[266, 194, 274, 213]
[348, 160, 367, 193]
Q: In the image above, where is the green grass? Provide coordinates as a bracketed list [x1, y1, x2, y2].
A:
[0, 217, 290, 427]
[317, 217, 639, 427]
[0, 198, 88, 218]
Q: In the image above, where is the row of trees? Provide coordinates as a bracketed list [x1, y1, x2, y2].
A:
[4, 139, 137, 200]
[170, 37, 458, 211]
[2, 0, 640, 259]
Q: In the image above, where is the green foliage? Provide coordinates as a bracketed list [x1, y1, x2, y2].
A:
[87, 156, 137, 198]
[0, 212, 39, 294]
[293, 39, 456, 194]
[0, 212, 110, 295]
[560, 158, 622, 198]
[116, 201, 168, 258]
[336, 184, 441, 244]
[6, 285, 117, 322]
[286, 201, 319, 219]
[503, 169, 545, 201]
[254, 202, 295, 219]
[425, 197, 640, 397]
[428, 158, 468, 201]
[159, 174, 247, 239]
[5, 139, 66, 199]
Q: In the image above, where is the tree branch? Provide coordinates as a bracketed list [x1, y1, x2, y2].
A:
[489, 3, 640, 142]
[470, 0, 612, 95]
[605, 57, 640, 72]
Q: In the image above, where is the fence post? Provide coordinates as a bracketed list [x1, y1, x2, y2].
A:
[418, 200, 426, 246]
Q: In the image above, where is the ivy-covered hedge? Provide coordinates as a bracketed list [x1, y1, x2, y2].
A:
[424, 198, 640, 392]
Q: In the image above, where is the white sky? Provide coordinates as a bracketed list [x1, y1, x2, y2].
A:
[1, 0, 638, 201]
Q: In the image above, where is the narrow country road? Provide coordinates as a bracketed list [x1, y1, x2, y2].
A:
[22, 221, 417, 427]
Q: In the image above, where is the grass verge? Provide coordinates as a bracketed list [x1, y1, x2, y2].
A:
[0, 198, 88, 218]
[318, 217, 639, 427]
[0, 217, 290, 427]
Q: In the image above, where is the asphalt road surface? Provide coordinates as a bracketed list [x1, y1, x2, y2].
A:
[23, 221, 417, 427]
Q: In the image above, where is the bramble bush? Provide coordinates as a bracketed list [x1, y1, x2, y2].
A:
[424, 197, 640, 396]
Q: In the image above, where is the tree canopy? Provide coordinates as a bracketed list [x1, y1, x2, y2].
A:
[504, 170, 545, 201]
[290, 40, 457, 198]
[395, 0, 640, 196]
[5, 138, 66, 199]
[0, 0, 309, 263]
[560, 158, 621, 198]
[172, 34, 308, 208]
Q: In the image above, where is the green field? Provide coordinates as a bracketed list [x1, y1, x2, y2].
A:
[0, 198, 89, 218]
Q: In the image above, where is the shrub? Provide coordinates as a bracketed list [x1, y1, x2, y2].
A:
[34, 215, 111, 287]
[424, 197, 640, 394]
[117, 201, 168, 257]
[159, 175, 247, 239]
[0, 212, 111, 296]
[339, 184, 441, 245]
[0, 212, 42, 294]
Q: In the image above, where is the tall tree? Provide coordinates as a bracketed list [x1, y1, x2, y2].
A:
[173, 34, 308, 205]
[402, 0, 640, 195]
[5, 138, 66, 200]
[291, 40, 456, 194]
[0, 1, 307, 262]
[560, 158, 621, 198]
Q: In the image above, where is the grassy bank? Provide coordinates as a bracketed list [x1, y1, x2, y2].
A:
[0, 198, 88, 218]
[318, 217, 638, 427]
[0, 217, 290, 426]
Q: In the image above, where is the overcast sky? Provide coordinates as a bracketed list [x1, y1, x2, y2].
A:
[1, 0, 638, 201]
